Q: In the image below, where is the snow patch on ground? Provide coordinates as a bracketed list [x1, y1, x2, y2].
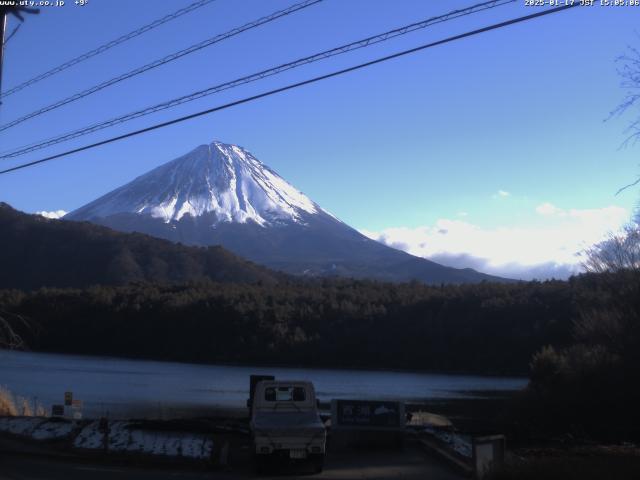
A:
[74, 420, 213, 459]
[73, 420, 102, 449]
[32, 420, 75, 440]
[0, 417, 75, 440]
[0, 417, 214, 460]
[0, 417, 44, 436]
[421, 425, 472, 458]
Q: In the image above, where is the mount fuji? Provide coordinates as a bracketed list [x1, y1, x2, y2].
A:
[67, 141, 504, 284]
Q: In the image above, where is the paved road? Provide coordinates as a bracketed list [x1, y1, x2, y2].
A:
[0, 446, 464, 480]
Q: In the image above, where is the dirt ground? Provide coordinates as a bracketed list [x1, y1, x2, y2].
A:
[0, 440, 466, 480]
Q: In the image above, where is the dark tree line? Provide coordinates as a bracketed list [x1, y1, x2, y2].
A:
[0, 275, 594, 375]
[513, 268, 640, 440]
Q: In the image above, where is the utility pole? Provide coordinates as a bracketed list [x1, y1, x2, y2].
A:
[0, 6, 39, 108]
[0, 11, 6, 103]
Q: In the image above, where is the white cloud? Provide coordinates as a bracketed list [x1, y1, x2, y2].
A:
[492, 190, 511, 199]
[360, 205, 630, 280]
[36, 210, 67, 219]
[535, 202, 562, 216]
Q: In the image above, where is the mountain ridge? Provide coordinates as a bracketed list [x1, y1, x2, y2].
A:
[0, 202, 280, 290]
[67, 140, 510, 285]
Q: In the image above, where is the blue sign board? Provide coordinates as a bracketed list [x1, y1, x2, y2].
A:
[333, 399, 404, 429]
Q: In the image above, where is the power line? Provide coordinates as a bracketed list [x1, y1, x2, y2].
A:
[0, 0, 322, 133]
[0, 3, 579, 176]
[0, 12, 7, 103]
[0, 0, 516, 160]
[0, 0, 218, 100]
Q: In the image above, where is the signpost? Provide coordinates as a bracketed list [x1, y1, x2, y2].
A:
[59, 391, 84, 419]
[331, 399, 405, 449]
[332, 399, 405, 429]
[71, 399, 83, 419]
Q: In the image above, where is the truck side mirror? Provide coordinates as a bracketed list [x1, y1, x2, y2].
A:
[317, 399, 321, 409]
[247, 399, 252, 409]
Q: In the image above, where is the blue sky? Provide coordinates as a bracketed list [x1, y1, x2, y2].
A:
[1, 0, 639, 278]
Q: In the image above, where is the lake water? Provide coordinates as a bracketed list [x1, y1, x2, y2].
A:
[0, 350, 527, 419]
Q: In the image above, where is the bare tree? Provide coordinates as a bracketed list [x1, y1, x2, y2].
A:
[582, 220, 640, 273]
[0, 311, 29, 350]
[611, 44, 640, 194]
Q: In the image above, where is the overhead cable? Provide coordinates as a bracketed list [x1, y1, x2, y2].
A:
[0, 0, 218, 99]
[0, 0, 515, 159]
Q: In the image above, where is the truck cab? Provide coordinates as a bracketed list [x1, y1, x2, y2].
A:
[249, 380, 326, 473]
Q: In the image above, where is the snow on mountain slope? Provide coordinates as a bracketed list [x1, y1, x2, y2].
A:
[69, 141, 326, 226]
[67, 139, 509, 284]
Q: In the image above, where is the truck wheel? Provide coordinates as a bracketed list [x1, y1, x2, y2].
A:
[310, 454, 325, 473]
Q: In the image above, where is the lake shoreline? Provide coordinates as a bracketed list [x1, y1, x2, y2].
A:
[0, 349, 527, 420]
[7, 346, 529, 379]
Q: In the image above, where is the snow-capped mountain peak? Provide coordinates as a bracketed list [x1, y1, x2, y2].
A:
[69, 141, 325, 226]
[66, 140, 504, 285]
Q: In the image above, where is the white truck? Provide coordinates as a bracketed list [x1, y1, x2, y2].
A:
[249, 380, 326, 473]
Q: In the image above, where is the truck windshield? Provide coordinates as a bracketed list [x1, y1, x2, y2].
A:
[265, 386, 306, 402]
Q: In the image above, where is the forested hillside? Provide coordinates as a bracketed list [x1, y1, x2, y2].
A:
[0, 203, 280, 289]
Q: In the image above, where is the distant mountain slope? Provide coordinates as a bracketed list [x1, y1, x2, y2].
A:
[67, 140, 508, 285]
[0, 203, 279, 290]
